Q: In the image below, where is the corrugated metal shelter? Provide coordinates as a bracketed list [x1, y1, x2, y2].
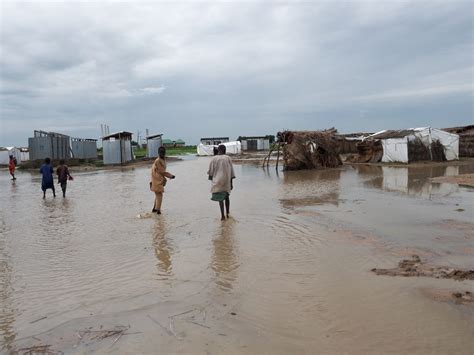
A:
[102, 131, 133, 165]
[28, 130, 71, 161]
[146, 134, 163, 158]
[200, 137, 229, 145]
[238, 136, 273, 151]
[71, 138, 97, 159]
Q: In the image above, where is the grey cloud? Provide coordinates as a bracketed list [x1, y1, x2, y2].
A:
[0, 0, 472, 146]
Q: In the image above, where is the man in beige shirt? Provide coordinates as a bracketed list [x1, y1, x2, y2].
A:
[150, 146, 175, 214]
[208, 144, 236, 220]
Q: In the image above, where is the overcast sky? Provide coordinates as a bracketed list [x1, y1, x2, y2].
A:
[0, 0, 472, 146]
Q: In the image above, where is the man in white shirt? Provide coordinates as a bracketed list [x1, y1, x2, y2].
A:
[207, 144, 236, 220]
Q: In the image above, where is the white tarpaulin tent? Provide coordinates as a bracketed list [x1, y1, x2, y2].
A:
[366, 127, 459, 163]
[197, 141, 242, 156]
[0, 147, 21, 165]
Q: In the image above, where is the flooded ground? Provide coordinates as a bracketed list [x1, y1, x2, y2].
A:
[0, 158, 473, 354]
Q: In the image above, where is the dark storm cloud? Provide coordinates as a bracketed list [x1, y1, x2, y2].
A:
[0, 0, 472, 146]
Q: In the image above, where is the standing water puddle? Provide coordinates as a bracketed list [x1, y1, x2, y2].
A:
[0, 158, 473, 353]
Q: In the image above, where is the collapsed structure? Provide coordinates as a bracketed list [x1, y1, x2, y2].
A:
[279, 129, 343, 171]
[351, 127, 459, 163]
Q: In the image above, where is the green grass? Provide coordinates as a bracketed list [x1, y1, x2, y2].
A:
[133, 146, 197, 158]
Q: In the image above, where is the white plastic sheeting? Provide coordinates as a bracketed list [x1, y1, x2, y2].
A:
[197, 141, 242, 156]
[381, 166, 458, 198]
[0, 147, 21, 165]
[427, 128, 459, 161]
[370, 127, 459, 163]
[381, 138, 409, 163]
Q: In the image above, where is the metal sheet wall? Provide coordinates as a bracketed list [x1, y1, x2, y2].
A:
[103, 140, 121, 164]
[122, 140, 132, 162]
[71, 141, 97, 159]
[147, 137, 162, 158]
[28, 137, 70, 160]
[103, 139, 133, 164]
[242, 139, 270, 151]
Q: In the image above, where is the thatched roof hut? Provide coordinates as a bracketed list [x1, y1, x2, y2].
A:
[279, 130, 343, 171]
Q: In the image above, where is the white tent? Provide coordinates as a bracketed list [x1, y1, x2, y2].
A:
[0, 147, 21, 165]
[197, 141, 242, 156]
[366, 127, 459, 163]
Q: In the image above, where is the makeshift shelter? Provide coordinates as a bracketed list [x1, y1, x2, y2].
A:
[197, 141, 242, 156]
[0, 147, 21, 165]
[442, 125, 474, 157]
[102, 131, 133, 165]
[28, 130, 71, 161]
[353, 127, 459, 163]
[20, 147, 29, 162]
[200, 137, 229, 145]
[71, 138, 97, 159]
[238, 136, 273, 151]
[335, 133, 371, 154]
[146, 134, 163, 158]
[278, 130, 343, 171]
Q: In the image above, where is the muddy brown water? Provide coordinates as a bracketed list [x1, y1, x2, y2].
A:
[0, 158, 473, 354]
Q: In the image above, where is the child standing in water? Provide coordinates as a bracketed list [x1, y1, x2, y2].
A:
[56, 159, 72, 198]
[40, 157, 55, 198]
[208, 144, 235, 220]
[150, 146, 175, 214]
[8, 155, 16, 180]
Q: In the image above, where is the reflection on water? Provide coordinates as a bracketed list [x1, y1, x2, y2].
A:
[152, 218, 173, 279]
[360, 165, 464, 198]
[211, 219, 238, 292]
[0, 216, 15, 354]
[280, 169, 341, 208]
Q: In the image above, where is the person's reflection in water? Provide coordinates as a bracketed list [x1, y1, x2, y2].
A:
[211, 219, 239, 292]
[0, 224, 16, 353]
[152, 217, 173, 279]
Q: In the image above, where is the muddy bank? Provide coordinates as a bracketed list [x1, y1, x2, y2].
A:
[431, 173, 474, 187]
[420, 288, 474, 307]
[372, 255, 474, 280]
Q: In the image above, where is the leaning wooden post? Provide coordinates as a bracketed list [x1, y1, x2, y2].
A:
[263, 147, 273, 168]
[275, 143, 281, 170]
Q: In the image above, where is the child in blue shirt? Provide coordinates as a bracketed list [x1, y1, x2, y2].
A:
[39, 157, 55, 198]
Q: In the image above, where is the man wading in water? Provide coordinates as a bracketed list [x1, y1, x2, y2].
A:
[208, 144, 235, 220]
[150, 146, 175, 214]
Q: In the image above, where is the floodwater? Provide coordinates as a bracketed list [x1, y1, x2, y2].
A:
[0, 158, 473, 354]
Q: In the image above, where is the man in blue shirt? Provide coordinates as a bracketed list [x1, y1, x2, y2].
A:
[40, 157, 56, 198]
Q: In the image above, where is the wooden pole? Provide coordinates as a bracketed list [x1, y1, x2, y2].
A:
[275, 143, 281, 170]
[263, 147, 273, 168]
